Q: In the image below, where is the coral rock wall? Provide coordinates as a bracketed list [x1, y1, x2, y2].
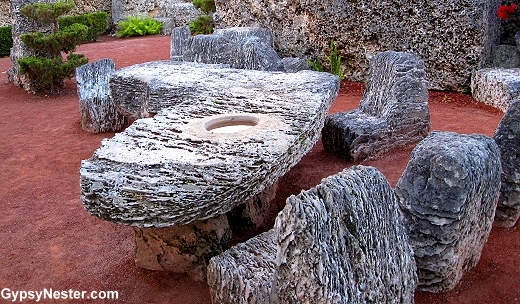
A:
[214, 0, 501, 91]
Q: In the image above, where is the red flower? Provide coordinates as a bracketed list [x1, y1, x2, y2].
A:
[498, 4, 518, 20]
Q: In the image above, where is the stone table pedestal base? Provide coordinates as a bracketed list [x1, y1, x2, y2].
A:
[133, 214, 231, 282]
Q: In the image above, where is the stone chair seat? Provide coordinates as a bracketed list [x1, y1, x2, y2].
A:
[322, 50, 431, 162]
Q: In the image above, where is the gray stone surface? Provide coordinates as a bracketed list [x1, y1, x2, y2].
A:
[471, 68, 520, 112]
[81, 61, 339, 228]
[170, 26, 284, 71]
[76, 58, 124, 133]
[281, 57, 311, 73]
[134, 213, 231, 282]
[395, 131, 501, 292]
[273, 166, 417, 303]
[207, 229, 277, 304]
[322, 50, 430, 162]
[493, 100, 520, 228]
[214, 0, 501, 91]
[491, 44, 520, 68]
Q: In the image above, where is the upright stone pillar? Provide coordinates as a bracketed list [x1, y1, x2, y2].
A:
[7, 0, 55, 92]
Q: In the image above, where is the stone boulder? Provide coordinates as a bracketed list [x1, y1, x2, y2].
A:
[322, 50, 430, 162]
[493, 100, 520, 228]
[395, 131, 501, 292]
[207, 230, 277, 304]
[471, 68, 520, 112]
[273, 166, 417, 303]
[76, 58, 124, 133]
[170, 26, 284, 71]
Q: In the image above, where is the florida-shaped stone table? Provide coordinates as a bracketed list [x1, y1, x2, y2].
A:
[80, 61, 339, 280]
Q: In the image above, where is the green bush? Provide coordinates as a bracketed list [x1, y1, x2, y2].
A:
[59, 11, 109, 42]
[189, 15, 214, 35]
[19, 54, 87, 90]
[17, 0, 88, 93]
[193, 0, 216, 14]
[0, 26, 12, 57]
[309, 41, 346, 81]
[116, 16, 163, 38]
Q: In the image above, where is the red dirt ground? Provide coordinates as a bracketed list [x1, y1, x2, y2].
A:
[0, 35, 517, 303]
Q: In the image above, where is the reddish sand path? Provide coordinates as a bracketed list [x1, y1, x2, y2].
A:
[0, 35, 517, 303]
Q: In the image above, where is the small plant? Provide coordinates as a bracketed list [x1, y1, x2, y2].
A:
[326, 41, 346, 81]
[309, 40, 346, 81]
[189, 15, 214, 35]
[308, 59, 324, 72]
[17, 0, 89, 93]
[497, 3, 520, 44]
[193, 0, 216, 14]
[116, 16, 163, 38]
[189, 0, 215, 35]
[0, 26, 12, 57]
[59, 11, 109, 42]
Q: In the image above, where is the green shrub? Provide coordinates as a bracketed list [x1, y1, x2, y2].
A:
[59, 11, 109, 42]
[309, 41, 346, 81]
[17, 0, 88, 93]
[189, 15, 214, 35]
[18, 53, 87, 90]
[116, 16, 163, 38]
[193, 0, 216, 14]
[0, 26, 12, 57]
[326, 41, 345, 81]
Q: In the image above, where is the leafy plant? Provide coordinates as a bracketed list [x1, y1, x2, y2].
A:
[189, 0, 215, 35]
[17, 0, 88, 93]
[59, 11, 109, 42]
[309, 40, 346, 81]
[0, 26, 12, 57]
[308, 59, 324, 72]
[189, 15, 214, 35]
[193, 0, 216, 14]
[116, 16, 163, 38]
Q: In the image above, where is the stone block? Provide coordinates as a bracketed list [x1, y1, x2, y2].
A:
[471, 68, 520, 112]
[134, 213, 231, 282]
[493, 100, 520, 228]
[273, 166, 417, 303]
[395, 131, 501, 292]
[76, 58, 124, 133]
[170, 26, 284, 71]
[281, 57, 311, 73]
[491, 44, 520, 68]
[322, 50, 430, 162]
[207, 230, 277, 304]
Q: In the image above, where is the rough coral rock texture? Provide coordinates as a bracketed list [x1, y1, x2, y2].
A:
[170, 26, 284, 71]
[111, 0, 202, 29]
[134, 213, 231, 282]
[273, 166, 417, 303]
[207, 229, 277, 304]
[493, 100, 520, 227]
[395, 131, 501, 292]
[81, 61, 339, 228]
[0, 2, 9, 27]
[471, 68, 520, 112]
[76, 58, 124, 133]
[322, 50, 430, 162]
[214, 0, 501, 91]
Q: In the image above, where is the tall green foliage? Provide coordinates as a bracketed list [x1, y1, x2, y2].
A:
[189, 0, 215, 35]
[18, 0, 88, 93]
[59, 11, 109, 42]
[309, 40, 346, 81]
[0, 26, 12, 57]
